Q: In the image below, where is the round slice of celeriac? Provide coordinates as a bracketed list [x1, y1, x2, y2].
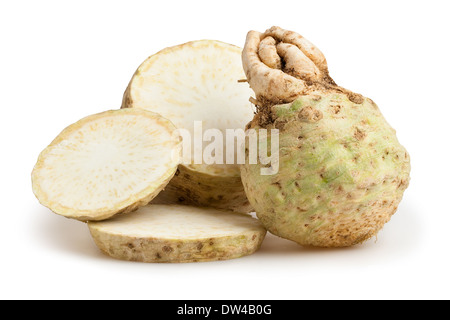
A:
[32, 108, 181, 221]
[122, 40, 255, 212]
[88, 204, 267, 263]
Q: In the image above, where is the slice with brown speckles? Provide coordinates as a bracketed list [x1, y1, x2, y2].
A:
[88, 204, 267, 263]
[32, 109, 181, 221]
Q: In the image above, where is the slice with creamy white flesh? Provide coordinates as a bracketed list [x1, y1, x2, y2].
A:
[32, 109, 181, 221]
[122, 40, 255, 212]
[88, 204, 266, 263]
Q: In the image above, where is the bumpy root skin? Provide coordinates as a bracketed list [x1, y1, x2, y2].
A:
[258, 36, 281, 69]
[90, 229, 266, 263]
[242, 26, 334, 105]
[152, 164, 253, 213]
[241, 93, 411, 247]
[88, 205, 266, 263]
[263, 26, 328, 73]
[241, 26, 411, 247]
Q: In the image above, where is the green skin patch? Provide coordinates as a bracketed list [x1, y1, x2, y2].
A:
[241, 93, 411, 247]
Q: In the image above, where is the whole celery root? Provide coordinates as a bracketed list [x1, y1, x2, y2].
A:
[240, 27, 411, 247]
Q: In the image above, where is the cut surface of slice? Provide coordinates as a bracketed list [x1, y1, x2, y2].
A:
[122, 40, 254, 212]
[32, 109, 181, 221]
[88, 204, 267, 263]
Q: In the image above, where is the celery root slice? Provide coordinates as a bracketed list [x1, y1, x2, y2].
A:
[122, 40, 254, 212]
[32, 109, 181, 221]
[88, 204, 266, 263]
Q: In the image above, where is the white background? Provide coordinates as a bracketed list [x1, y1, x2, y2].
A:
[1, 0, 449, 300]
